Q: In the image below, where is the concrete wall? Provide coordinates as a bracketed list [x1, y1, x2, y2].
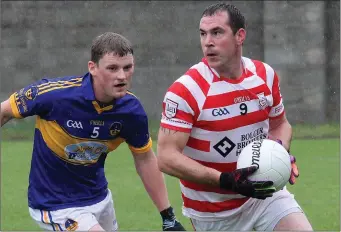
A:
[1, 1, 339, 124]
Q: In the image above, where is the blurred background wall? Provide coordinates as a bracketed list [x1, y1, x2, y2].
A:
[1, 1, 339, 124]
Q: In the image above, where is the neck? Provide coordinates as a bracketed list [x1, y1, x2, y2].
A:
[92, 77, 114, 104]
[218, 56, 243, 79]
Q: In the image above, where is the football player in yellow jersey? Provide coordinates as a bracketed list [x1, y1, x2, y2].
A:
[1, 32, 185, 231]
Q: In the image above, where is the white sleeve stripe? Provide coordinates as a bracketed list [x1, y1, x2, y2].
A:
[161, 116, 192, 128]
[164, 92, 195, 115]
[264, 63, 275, 92]
[270, 99, 284, 117]
[175, 75, 206, 109]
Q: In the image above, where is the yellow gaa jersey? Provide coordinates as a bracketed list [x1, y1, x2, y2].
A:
[9, 73, 152, 211]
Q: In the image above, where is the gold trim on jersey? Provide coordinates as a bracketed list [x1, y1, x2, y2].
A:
[9, 93, 23, 118]
[129, 137, 152, 154]
[126, 91, 137, 98]
[37, 78, 83, 96]
[92, 101, 113, 114]
[35, 116, 125, 165]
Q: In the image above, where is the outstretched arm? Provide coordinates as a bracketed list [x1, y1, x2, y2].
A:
[132, 148, 186, 230]
[132, 148, 170, 212]
[268, 114, 292, 151]
[1, 98, 15, 127]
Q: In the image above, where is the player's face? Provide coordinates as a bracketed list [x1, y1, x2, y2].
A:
[90, 53, 134, 100]
[199, 11, 245, 73]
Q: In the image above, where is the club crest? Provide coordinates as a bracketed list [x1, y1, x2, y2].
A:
[257, 92, 268, 109]
[165, 98, 178, 118]
[109, 122, 122, 136]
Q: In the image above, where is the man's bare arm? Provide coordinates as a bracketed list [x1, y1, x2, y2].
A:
[157, 127, 221, 187]
[1, 99, 14, 127]
[132, 148, 170, 212]
[268, 114, 292, 151]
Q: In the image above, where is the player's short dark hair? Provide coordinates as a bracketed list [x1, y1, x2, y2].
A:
[91, 32, 133, 63]
[202, 3, 246, 34]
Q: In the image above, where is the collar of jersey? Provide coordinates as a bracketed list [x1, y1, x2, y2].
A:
[201, 57, 253, 84]
[82, 72, 97, 101]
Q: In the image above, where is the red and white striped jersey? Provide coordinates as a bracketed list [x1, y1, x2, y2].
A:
[160, 57, 285, 220]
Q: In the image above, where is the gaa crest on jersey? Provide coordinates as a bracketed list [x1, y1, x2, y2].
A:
[257, 92, 268, 110]
[109, 122, 122, 136]
[65, 219, 78, 231]
[165, 98, 178, 118]
[24, 86, 39, 100]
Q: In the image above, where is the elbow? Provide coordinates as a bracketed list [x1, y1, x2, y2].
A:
[157, 153, 167, 173]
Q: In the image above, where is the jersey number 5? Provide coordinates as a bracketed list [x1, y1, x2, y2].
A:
[91, 127, 100, 138]
[240, 103, 248, 115]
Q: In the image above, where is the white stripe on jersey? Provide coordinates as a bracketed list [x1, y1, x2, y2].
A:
[161, 115, 193, 129]
[264, 63, 275, 91]
[176, 75, 206, 109]
[207, 75, 265, 96]
[163, 91, 195, 115]
[184, 120, 269, 163]
[190, 62, 214, 84]
[242, 56, 257, 74]
[180, 183, 245, 202]
[199, 97, 273, 122]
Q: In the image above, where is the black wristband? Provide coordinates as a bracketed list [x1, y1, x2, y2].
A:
[160, 206, 175, 220]
[219, 172, 233, 190]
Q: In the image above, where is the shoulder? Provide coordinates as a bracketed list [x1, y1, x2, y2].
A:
[117, 91, 147, 117]
[242, 56, 277, 80]
[33, 75, 84, 100]
[168, 61, 213, 97]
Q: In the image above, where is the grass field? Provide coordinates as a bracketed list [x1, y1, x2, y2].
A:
[1, 137, 340, 231]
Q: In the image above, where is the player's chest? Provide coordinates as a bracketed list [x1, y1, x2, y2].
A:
[54, 111, 124, 140]
[198, 82, 273, 121]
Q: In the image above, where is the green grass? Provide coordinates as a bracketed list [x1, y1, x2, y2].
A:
[1, 139, 340, 231]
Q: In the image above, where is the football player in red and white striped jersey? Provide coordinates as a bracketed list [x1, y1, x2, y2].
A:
[157, 3, 312, 231]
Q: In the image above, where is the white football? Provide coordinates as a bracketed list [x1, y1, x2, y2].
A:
[237, 139, 291, 191]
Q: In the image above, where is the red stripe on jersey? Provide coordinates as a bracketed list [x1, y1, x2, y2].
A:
[182, 193, 249, 212]
[187, 137, 210, 152]
[168, 82, 200, 118]
[272, 72, 281, 106]
[162, 102, 194, 123]
[181, 179, 235, 194]
[196, 110, 269, 132]
[252, 60, 267, 82]
[186, 69, 210, 95]
[160, 122, 192, 133]
[203, 84, 271, 109]
[194, 159, 237, 172]
[180, 159, 237, 194]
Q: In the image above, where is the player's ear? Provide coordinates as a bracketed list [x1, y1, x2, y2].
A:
[235, 28, 246, 46]
[88, 61, 97, 75]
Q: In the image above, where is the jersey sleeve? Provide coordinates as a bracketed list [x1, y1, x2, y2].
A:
[269, 72, 285, 118]
[9, 79, 54, 118]
[160, 76, 199, 133]
[123, 101, 152, 154]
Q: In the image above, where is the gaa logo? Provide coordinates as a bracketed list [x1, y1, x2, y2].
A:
[66, 120, 83, 129]
[212, 107, 230, 116]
